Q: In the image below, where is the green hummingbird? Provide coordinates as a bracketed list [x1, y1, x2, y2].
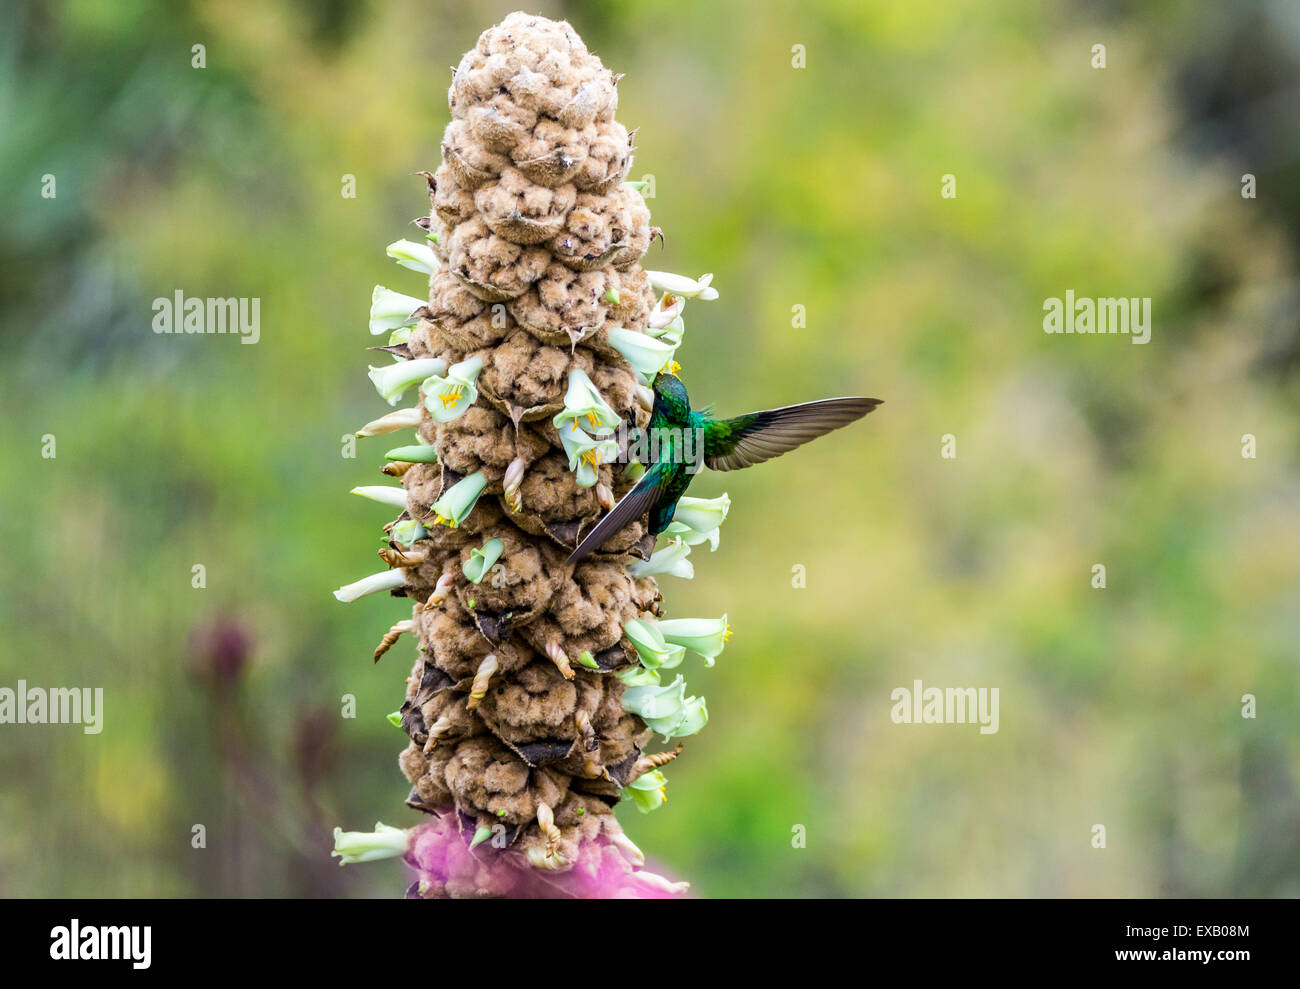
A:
[567, 370, 881, 564]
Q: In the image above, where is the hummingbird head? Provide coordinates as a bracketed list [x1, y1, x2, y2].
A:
[651, 368, 690, 409]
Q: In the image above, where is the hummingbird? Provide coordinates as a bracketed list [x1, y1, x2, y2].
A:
[567, 370, 881, 564]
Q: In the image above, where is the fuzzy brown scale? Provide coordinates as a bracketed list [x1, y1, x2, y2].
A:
[368, 12, 683, 896]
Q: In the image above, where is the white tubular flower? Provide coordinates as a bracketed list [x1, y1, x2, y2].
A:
[368, 357, 448, 406]
[617, 665, 661, 687]
[386, 239, 440, 275]
[647, 295, 684, 330]
[622, 675, 708, 741]
[333, 568, 407, 603]
[627, 769, 668, 813]
[389, 518, 427, 548]
[646, 315, 684, 348]
[429, 471, 487, 528]
[657, 615, 731, 667]
[645, 295, 686, 347]
[558, 426, 619, 488]
[607, 328, 678, 383]
[627, 538, 694, 579]
[664, 521, 717, 552]
[369, 285, 426, 335]
[552, 368, 620, 436]
[623, 618, 686, 671]
[331, 823, 408, 864]
[356, 406, 422, 437]
[645, 270, 719, 301]
[383, 444, 439, 464]
[664, 493, 730, 551]
[463, 538, 504, 584]
[351, 485, 408, 509]
[422, 356, 483, 422]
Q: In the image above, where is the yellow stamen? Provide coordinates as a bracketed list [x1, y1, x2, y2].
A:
[661, 359, 681, 377]
[437, 384, 462, 410]
[723, 620, 733, 643]
[585, 411, 600, 430]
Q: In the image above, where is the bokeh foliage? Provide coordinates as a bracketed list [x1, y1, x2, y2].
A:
[1, 0, 1297, 897]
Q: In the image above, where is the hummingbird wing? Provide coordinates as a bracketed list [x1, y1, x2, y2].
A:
[566, 463, 668, 565]
[703, 397, 881, 472]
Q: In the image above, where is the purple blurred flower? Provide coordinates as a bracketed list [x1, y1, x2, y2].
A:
[188, 614, 252, 687]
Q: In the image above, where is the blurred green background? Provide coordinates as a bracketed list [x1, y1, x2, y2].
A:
[2, 0, 1298, 898]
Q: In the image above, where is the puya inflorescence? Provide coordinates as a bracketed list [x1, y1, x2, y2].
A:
[330, 12, 732, 898]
